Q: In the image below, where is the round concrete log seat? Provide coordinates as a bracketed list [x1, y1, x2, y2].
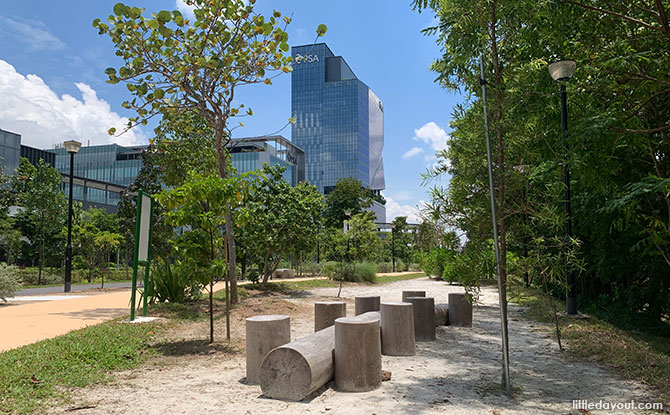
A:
[260, 325, 335, 401]
[314, 301, 347, 332]
[435, 303, 449, 326]
[354, 295, 381, 316]
[334, 316, 382, 392]
[406, 297, 436, 341]
[401, 290, 426, 302]
[380, 302, 415, 356]
[245, 315, 290, 384]
[448, 293, 473, 327]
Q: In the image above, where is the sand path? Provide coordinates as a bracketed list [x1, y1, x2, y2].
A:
[47, 277, 657, 415]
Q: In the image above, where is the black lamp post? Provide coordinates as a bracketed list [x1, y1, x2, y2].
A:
[549, 59, 577, 315]
[391, 223, 396, 272]
[63, 140, 81, 293]
[344, 209, 351, 263]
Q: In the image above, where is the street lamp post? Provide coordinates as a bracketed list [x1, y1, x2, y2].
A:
[63, 140, 81, 293]
[549, 59, 577, 315]
[391, 223, 396, 272]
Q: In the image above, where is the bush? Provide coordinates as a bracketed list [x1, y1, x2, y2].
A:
[408, 263, 422, 272]
[322, 261, 376, 283]
[0, 263, 21, 301]
[301, 261, 323, 276]
[353, 261, 377, 283]
[395, 259, 407, 272]
[377, 262, 393, 273]
[147, 259, 201, 304]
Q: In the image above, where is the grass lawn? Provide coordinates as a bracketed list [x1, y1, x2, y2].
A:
[511, 286, 670, 406]
[0, 320, 160, 414]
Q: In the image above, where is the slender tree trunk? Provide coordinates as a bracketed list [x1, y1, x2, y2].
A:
[489, 0, 511, 389]
[38, 226, 44, 285]
[210, 279, 215, 343]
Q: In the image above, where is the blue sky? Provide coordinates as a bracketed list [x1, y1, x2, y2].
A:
[0, 1, 461, 221]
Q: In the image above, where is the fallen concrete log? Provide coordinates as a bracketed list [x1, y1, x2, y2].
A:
[260, 311, 380, 400]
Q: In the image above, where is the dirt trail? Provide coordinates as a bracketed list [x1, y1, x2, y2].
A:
[47, 277, 656, 415]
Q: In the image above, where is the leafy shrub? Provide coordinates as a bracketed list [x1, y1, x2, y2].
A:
[301, 261, 323, 276]
[408, 263, 422, 272]
[0, 263, 21, 301]
[395, 259, 407, 272]
[321, 261, 340, 279]
[16, 268, 62, 286]
[425, 247, 454, 279]
[323, 261, 376, 283]
[377, 262, 393, 273]
[147, 259, 201, 304]
[353, 261, 377, 283]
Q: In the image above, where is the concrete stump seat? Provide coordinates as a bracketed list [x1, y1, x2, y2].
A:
[401, 290, 426, 302]
[354, 296, 381, 316]
[334, 316, 382, 392]
[245, 315, 291, 384]
[448, 293, 473, 327]
[406, 297, 436, 341]
[435, 303, 449, 326]
[380, 302, 415, 356]
[314, 301, 346, 332]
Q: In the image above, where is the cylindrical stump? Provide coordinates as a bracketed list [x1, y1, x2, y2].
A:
[448, 293, 473, 327]
[401, 290, 426, 302]
[406, 297, 436, 341]
[380, 302, 415, 356]
[435, 303, 449, 326]
[354, 296, 380, 315]
[246, 315, 290, 384]
[314, 301, 346, 332]
[334, 316, 382, 392]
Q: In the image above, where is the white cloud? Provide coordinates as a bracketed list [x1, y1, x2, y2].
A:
[0, 16, 65, 51]
[413, 121, 449, 152]
[385, 196, 425, 223]
[402, 146, 424, 159]
[175, 0, 196, 19]
[0, 60, 144, 149]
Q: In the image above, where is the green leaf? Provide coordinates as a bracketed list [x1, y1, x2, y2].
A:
[108, 127, 117, 135]
[316, 24, 328, 36]
[157, 10, 171, 23]
[113, 3, 126, 16]
[104, 67, 117, 75]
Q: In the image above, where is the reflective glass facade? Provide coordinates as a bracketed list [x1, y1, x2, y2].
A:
[229, 136, 305, 186]
[0, 128, 20, 175]
[51, 144, 144, 187]
[291, 43, 385, 220]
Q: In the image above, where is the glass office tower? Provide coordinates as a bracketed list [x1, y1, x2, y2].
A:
[291, 43, 386, 221]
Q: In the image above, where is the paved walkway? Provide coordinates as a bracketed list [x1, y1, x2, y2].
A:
[16, 282, 133, 296]
[0, 276, 327, 352]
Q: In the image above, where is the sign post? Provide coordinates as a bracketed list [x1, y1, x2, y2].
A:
[130, 189, 154, 321]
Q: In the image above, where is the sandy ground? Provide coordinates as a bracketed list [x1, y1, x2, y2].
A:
[44, 277, 660, 415]
[0, 276, 328, 351]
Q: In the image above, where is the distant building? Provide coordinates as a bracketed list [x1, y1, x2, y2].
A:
[0, 128, 21, 174]
[50, 143, 147, 212]
[229, 135, 305, 186]
[291, 43, 386, 221]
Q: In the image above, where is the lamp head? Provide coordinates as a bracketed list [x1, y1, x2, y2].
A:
[63, 140, 82, 154]
[548, 60, 576, 82]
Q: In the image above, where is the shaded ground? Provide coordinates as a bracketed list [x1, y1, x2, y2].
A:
[48, 278, 660, 415]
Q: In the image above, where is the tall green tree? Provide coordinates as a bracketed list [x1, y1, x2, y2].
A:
[13, 158, 66, 284]
[158, 172, 251, 343]
[95, 0, 326, 304]
[236, 165, 324, 289]
[324, 178, 373, 228]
